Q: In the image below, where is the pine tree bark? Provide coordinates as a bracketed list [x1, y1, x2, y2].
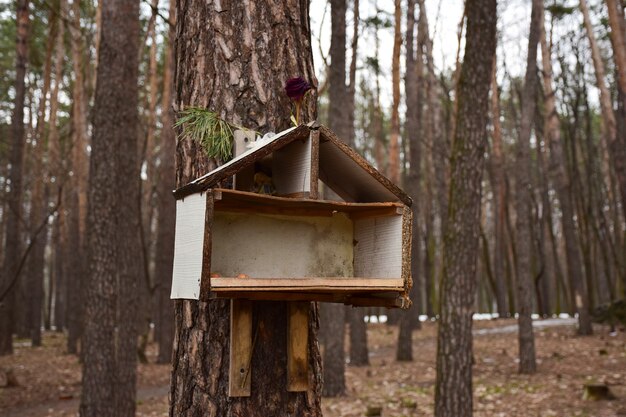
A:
[170, 1, 322, 415]
[606, 0, 626, 122]
[79, 0, 140, 414]
[155, 0, 176, 365]
[513, 0, 541, 374]
[0, 0, 30, 356]
[434, 0, 496, 415]
[540, 15, 592, 335]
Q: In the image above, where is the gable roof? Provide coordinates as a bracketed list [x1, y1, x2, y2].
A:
[172, 122, 412, 206]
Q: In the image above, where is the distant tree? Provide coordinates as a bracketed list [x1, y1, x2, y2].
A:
[155, 0, 176, 364]
[513, 0, 542, 374]
[434, 0, 497, 415]
[169, 1, 322, 415]
[388, 0, 402, 185]
[0, 0, 30, 356]
[79, 0, 140, 414]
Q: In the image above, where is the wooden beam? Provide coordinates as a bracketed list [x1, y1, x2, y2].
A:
[210, 277, 405, 292]
[229, 299, 252, 397]
[211, 291, 407, 308]
[287, 302, 309, 392]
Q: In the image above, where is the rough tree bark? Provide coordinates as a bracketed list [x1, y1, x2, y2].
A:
[155, 0, 176, 365]
[513, 0, 541, 374]
[0, 0, 30, 356]
[434, 0, 496, 415]
[169, 1, 322, 415]
[606, 0, 626, 130]
[398, 0, 421, 362]
[540, 13, 592, 335]
[79, 0, 140, 414]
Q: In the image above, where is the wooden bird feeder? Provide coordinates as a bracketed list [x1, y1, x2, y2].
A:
[170, 122, 413, 396]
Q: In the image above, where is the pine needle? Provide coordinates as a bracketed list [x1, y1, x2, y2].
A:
[175, 107, 236, 161]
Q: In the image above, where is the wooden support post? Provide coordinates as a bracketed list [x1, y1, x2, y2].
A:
[199, 192, 214, 301]
[229, 299, 252, 397]
[287, 301, 309, 392]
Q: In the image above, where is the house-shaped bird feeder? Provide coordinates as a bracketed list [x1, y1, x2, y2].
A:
[170, 122, 413, 396]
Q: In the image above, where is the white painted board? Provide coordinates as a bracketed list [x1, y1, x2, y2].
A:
[273, 137, 311, 195]
[354, 216, 403, 278]
[171, 193, 206, 299]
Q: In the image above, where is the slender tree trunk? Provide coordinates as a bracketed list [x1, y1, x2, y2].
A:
[155, 0, 177, 365]
[320, 0, 349, 396]
[388, 0, 402, 184]
[79, 0, 140, 414]
[398, 0, 421, 362]
[50, 0, 66, 333]
[170, 1, 322, 415]
[345, 0, 368, 367]
[0, 0, 30, 356]
[513, 0, 541, 374]
[540, 15, 593, 334]
[434, 0, 496, 415]
[606, 0, 626, 116]
[66, 0, 90, 354]
[489, 63, 509, 318]
[580, 0, 626, 223]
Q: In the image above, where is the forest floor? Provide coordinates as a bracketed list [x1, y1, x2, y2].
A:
[0, 318, 624, 417]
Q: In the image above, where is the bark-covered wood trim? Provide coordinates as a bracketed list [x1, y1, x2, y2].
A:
[199, 192, 214, 301]
[309, 129, 320, 200]
[173, 124, 310, 199]
[318, 125, 413, 206]
[210, 291, 407, 308]
[401, 206, 413, 307]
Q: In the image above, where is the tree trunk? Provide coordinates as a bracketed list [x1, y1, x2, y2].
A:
[513, 0, 541, 374]
[489, 63, 509, 318]
[540, 14, 593, 335]
[606, 0, 626, 120]
[397, 0, 421, 362]
[320, 0, 349, 396]
[0, 0, 30, 356]
[580, 0, 626, 224]
[388, 0, 402, 185]
[79, 0, 140, 414]
[169, 1, 322, 415]
[49, 0, 66, 332]
[155, 0, 176, 365]
[66, 0, 90, 355]
[434, 0, 496, 415]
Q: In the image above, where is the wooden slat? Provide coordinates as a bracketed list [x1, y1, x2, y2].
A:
[211, 291, 406, 308]
[287, 302, 309, 392]
[211, 277, 404, 292]
[229, 299, 252, 397]
[199, 192, 214, 301]
[213, 187, 404, 216]
[401, 206, 413, 306]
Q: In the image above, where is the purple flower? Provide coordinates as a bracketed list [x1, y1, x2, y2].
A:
[285, 77, 312, 101]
